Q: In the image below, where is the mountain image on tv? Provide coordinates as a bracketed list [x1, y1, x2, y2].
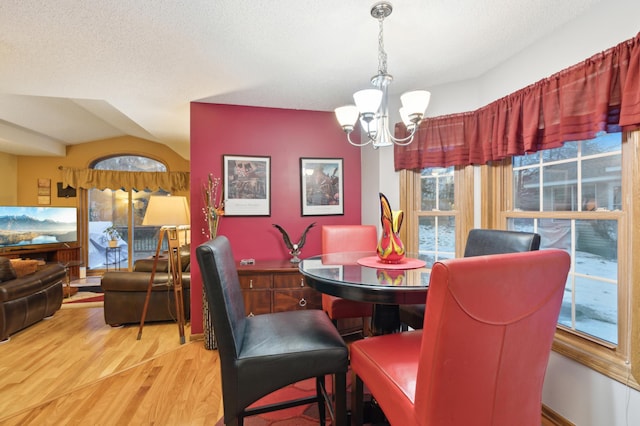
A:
[0, 207, 78, 248]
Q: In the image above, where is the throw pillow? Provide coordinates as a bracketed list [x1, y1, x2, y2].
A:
[9, 259, 39, 277]
[0, 257, 17, 282]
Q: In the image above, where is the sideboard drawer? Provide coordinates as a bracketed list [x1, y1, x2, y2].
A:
[238, 274, 272, 289]
[273, 288, 322, 312]
[273, 273, 307, 289]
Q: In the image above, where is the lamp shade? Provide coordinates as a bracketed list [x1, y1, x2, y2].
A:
[335, 105, 359, 127]
[142, 195, 190, 226]
[400, 90, 431, 117]
[353, 89, 383, 115]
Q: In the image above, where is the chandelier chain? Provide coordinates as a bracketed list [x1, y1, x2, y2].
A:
[377, 17, 388, 75]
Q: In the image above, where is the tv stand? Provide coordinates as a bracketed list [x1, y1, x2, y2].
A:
[0, 246, 81, 279]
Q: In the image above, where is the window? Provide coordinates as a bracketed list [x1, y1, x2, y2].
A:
[509, 133, 621, 345]
[88, 156, 168, 271]
[400, 166, 473, 266]
[501, 131, 639, 387]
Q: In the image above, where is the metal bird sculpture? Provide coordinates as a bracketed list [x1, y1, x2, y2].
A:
[273, 222, 316, 263]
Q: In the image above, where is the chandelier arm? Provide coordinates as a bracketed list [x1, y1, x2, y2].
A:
[383, 125, 418, 145]
[346, 132, 373, 147]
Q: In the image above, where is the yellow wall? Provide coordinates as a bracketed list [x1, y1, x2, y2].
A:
[16, 136, 190, 206]
[0, 152, 18, 205]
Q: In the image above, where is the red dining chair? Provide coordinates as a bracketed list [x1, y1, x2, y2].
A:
[350, 249, 570, 426]
[321, 225, 377, 336]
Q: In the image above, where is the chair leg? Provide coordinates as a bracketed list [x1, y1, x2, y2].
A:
[352, 375, 364, 426]
[316, 376, 326, 424]
[334, 372, 347, 426]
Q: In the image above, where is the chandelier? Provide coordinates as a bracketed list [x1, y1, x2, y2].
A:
[335, 2, 431, 148]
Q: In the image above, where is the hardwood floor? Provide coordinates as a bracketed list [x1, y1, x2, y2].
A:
[0, 302, 560, 426]
[0, 306, 222, 425]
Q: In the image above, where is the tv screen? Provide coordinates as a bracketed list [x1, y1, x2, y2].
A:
[0, 206, 78, 249]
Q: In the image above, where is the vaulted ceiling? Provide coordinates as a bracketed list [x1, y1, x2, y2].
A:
[0, 0, 606, 159]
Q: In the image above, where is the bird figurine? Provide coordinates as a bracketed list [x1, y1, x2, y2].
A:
[273, 222, 316, 263]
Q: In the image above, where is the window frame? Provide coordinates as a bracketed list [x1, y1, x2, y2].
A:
[491, 131, 640, 389]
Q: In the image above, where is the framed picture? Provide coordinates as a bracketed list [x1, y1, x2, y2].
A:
[223, 155, 271, 216]
[300, 158, 344, 216]
[37, 178, 51, 205]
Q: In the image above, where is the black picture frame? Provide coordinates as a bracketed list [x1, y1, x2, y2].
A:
[300, 157, 344, 216]
[223, 155, 271, 216]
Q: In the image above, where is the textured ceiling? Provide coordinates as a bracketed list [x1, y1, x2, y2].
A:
[0, 0, 605, 158]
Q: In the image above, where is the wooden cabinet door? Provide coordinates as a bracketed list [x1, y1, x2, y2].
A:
[243, 290, 271, 316]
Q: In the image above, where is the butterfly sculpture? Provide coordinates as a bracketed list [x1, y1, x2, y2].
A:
[377, 192, 406, 263]
[273, 222, 316, 263]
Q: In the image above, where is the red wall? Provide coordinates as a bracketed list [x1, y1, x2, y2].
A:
[189, 103, 362, 333]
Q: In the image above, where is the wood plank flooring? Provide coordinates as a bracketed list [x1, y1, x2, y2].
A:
[0, 302, 559, 426]
[0, 306, 222, 425]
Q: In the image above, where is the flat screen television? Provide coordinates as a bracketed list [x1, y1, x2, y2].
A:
[0, 206, 78, 250]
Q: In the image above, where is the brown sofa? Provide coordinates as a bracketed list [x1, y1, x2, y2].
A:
[0, 258, 66, 342]
[100, 247, 191, 326]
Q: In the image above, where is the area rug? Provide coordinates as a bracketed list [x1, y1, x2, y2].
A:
[214, 377, 332, 426]
[214, 373, 385, 425]
[61, 291, 104, 308]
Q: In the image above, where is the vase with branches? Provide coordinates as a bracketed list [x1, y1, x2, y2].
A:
[201, 173, 224, 350]
[202, 173, 225, 239]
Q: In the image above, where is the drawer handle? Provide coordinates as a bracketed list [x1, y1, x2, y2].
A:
[300, 278, 304, 287]
[299, 298, 307, 307]
[249, 279, 253, 289]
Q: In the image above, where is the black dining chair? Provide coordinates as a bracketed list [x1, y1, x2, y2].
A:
[399, 228, 541, 330]
[196, 236, 349, 426]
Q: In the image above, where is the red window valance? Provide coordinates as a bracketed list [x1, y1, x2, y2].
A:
[394, 32, 640, 170]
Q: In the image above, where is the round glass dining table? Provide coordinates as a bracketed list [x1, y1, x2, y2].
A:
[299, 251, 431, 335]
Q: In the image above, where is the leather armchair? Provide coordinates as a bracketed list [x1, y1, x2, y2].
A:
[196, 236, 349, 426]
[321, 225, 377, 335]
[399, 228, 541, 330]
[351, 250, 570, 425]
[101, 247, 191, 326]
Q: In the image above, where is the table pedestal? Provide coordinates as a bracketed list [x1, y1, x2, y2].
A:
[371, 304, 401, 335]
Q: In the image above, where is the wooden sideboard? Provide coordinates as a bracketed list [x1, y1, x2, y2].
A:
[236, 259, 321, 317]
[236, 259, 363, 334]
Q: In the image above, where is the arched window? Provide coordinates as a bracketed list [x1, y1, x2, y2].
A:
[87, 155, 168, 271]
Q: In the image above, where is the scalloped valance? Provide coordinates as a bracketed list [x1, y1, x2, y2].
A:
[60, 167, 190, 192]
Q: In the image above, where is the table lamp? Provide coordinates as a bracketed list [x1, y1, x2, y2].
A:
[137, 195, 190, 344]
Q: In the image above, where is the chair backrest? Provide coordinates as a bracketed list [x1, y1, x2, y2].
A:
[196, 236, 247, 366]
[463, 228, 541, 258]
[321, 225, 378, 254]
[414, 249, 570, 425]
